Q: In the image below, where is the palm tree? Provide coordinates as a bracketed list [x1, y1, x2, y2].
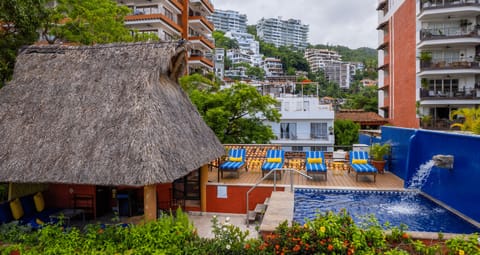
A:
[450, 107, 480, 134]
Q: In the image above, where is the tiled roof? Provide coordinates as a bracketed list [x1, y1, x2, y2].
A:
[335, 109, 388, 125]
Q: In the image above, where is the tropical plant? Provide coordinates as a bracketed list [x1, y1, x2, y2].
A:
[343, 85, 379, 112]
[43, 0, 147, 45]
[180, 76, 281, 143]
[0, 0, 50, 88]
[1, 209, 479, 254]
[370, 142, 391, 161]
[450, 107, 480, 134]
[421, 115, 432, 128]
[212, 30, 239, 49]
[334, 119, 360, 147]
[421, 78, 429, 89]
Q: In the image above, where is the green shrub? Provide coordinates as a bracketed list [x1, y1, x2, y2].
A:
[1, 209, 478, 254]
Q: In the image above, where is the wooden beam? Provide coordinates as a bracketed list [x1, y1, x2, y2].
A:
[144, 184, 157, 221]
[200, 165, 208, 213]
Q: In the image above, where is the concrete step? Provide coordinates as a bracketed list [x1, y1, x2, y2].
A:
[264, 197, 270, 205]
[254, 203, 267, 214]
[247, 210, 256, 222]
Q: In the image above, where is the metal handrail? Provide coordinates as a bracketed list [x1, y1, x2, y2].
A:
[245, 168, 312, 227]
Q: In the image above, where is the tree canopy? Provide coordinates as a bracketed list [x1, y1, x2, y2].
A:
[212, 31, 239, 50]
[43, 0, 148, 45]
[334, 119, 360, 146]
[342, 85, 379, 112]
[0, 0, 49, 87]
[179, 75, 280, 143]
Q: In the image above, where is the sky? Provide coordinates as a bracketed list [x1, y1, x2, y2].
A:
[210, 0, 379, 49]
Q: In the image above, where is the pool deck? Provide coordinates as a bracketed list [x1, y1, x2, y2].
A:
[208, 166, 405, 190]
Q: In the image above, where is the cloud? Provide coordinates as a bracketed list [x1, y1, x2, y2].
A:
[211, 0, 378, 49]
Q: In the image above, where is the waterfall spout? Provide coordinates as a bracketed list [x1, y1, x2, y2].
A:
[432, 154, 454, 169]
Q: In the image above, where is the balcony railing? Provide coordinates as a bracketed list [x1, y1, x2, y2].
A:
[421, 0, 480, 11]
[420, 59, 480, 70]
[421, 118, 453, 130]
[420, 27, 480, 40]
[419, 88, 478, 99]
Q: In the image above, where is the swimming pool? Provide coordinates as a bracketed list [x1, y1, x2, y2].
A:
[294, 189, 480, 234]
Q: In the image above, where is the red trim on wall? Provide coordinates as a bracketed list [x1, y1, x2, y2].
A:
[206, 185, 284, 214]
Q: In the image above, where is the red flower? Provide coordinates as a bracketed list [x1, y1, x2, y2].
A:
[327, 244, 334, 251]
[293, 244, 301, 252]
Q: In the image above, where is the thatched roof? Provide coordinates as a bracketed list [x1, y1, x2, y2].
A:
[0, 42, 224, 186]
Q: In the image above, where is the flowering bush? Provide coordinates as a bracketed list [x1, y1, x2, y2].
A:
[259, 209, 479, 255]
[0, 208, 478, 254]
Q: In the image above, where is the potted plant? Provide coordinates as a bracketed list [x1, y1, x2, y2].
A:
[421, 115, 432, 128]
[370, 142, 391, 173]
[419, 51, 432, 68]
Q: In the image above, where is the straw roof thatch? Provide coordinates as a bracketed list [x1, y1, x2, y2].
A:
[0, 42, 224, 186]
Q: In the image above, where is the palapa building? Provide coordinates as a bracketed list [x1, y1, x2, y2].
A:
[0, 42, 224, 221]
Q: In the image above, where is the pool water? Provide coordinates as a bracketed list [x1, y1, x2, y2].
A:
[294, 189, 480, 234]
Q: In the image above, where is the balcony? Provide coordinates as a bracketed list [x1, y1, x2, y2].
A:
[168, 0, 183, 11]
[421, 0, 480, 10]
[420, 0, 480, 20]
[188, 16, 214, 33]
[419, 27, 480, 45]
[189, 0, 214, 15]
[188, 53, 214, 68]
[124, 13, 183, 34]
[419, 87, 478, 99]
[188, 36, 214, 50]
[420, 59, 480, 71]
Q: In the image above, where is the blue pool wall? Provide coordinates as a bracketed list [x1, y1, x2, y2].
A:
[379, 126, 480, 223]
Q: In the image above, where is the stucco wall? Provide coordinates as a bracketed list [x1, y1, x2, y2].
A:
[381, 126, 480, 222]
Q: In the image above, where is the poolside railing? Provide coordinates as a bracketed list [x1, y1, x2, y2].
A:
[245, 168, 312, 227]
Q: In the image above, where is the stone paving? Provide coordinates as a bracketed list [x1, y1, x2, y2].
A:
[188, 212, 260, 239]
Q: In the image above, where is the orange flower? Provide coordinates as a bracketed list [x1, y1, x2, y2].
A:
[328, 244, 334, 251]
[293, 245, 301, 252]
[244, 243, 250, 249]
[402, 232, 409, 239]
[275, 244, 280, 250]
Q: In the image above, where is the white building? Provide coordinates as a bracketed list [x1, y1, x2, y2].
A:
[214, 48, 225, 80]
[263, 57, 284, 77]
[417, 0, 480, 128]
[256, 17, 309, 49]
[263, 94, 335, 152]
[304, 48, 354, 89]
[209, 9, 247, 33]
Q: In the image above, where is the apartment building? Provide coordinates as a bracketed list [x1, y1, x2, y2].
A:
[119, 0, 215, 74]
[304, 49, 354, 89]
[209, 9, 247, 33]
[214, 48, 224, 79]
[263, 57, 284, 77]
[417, 0, 480, 129]
[376, 0, 418, 128]
[256, 17, 309, 49]
[262, 93, 335, 152]
[377, 0, 480, 129]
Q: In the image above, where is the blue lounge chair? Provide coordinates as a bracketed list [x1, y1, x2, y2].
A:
[349, 151, 377, 182]
[220, 148, 246, 178]
[305, 151, 327, 181]
[261, 149, 285, 179]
